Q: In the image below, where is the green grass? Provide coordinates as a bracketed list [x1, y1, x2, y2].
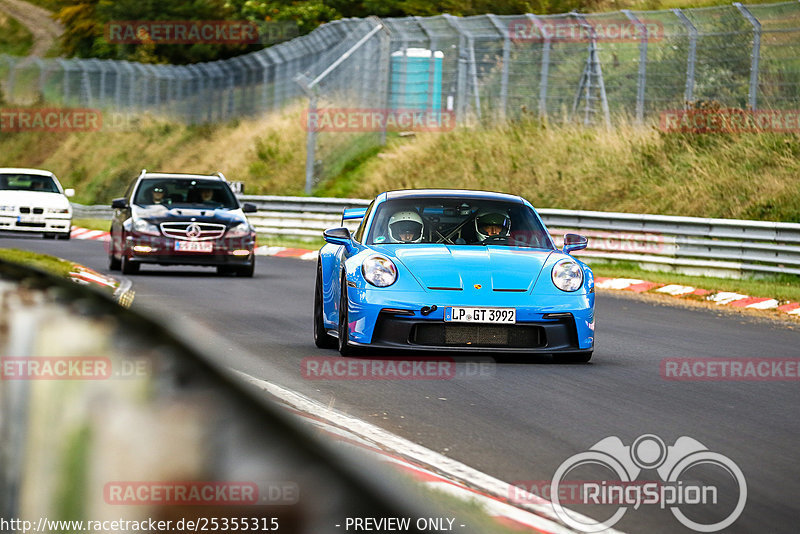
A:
[0, 13, 34, 56]
[591, 260, 800, 303]
[0, 248, 74, 277]
[72, 218, 109, 232]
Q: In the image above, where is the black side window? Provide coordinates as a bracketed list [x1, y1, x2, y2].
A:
[353, 202, 374, 243]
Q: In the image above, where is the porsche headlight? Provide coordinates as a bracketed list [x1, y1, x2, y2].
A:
[133, 219, 160, 236]
[362, 255, 397, 287]
[226, 222, 252, 237]
[551, 260, 583, 292]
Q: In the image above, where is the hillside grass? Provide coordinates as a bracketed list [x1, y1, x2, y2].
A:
[3, 106, 800, 223]
[0, 12, 33, 56]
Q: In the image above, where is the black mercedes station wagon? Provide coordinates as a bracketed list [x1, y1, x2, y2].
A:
[109, 171, 257, 276]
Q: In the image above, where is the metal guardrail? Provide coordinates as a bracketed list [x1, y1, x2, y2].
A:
[73, 196, 800, 277]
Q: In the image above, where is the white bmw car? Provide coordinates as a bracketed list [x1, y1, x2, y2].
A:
[0, 168, 74, 239]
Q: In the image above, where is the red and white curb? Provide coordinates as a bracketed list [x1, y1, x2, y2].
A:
[234, 370, 621, 534]
[74, 230, 797, 318]
[71, 226, 110, 241]
[252, 245, 800, 318]
[595, 277, 800, 317]
[255, 245, 318, 260]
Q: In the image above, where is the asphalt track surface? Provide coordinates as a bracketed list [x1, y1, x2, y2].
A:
[3, 234, 799, 534]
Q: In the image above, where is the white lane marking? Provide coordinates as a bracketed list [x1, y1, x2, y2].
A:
[233, 370, 626, 534]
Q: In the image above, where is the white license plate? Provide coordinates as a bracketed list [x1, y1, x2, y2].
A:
[444, 307, 516, 324]
[18, 215, 45, 223]
[175, 241, 213, 253]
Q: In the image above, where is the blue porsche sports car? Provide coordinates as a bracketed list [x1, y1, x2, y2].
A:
[313, 190, 595, 362]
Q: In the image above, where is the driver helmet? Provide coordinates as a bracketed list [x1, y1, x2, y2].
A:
[388, 210, 424, 243]
[475, 211, 511, 241]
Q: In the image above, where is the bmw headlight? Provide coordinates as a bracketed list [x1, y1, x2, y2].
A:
[0, 205, 15, 213]
[551, 260, 583, 292]
[362, 255, 397, 287]
[226, 222, 252, 237]
[46, 207, 70, 214]
[133, 219, 160, 236]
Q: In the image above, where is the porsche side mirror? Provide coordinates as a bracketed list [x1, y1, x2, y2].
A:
[111, 198, 128, 210]
[563, 233, 588, 255]
[323, 227, 355, 254]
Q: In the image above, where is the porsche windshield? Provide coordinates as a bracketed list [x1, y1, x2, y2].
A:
[134, 178, 238, 209]
[366, 198, 554, 249]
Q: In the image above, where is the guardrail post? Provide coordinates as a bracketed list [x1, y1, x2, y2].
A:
[734, 2, 761, 110]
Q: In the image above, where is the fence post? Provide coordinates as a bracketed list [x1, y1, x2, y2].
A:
[446, 15, 481, 122]
[734, 2, 761, 110]
[672, 8, 697, 107]
[487, 15, 510, 121]
[622, 10, 648, 123]
[526, 14, 551, 118]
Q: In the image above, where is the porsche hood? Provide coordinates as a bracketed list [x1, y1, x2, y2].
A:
[382, 245, 554, 292]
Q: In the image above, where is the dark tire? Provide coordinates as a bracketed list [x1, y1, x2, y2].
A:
[561, 351, 593, 363]
[108, 237, 122, 270]
[57, 232, 70, 240]
[217, 265, 234, 276]
[235, 260, 255, 278]
[337, 274, 355, 356]
[109, 253, 121, 271]
[121, 253, 139, 275]
[314, 265, 336, 349]
[42, 233, 55, 240]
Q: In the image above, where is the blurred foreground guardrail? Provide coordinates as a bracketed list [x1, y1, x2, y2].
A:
[73, 196, 800, 278]
[0, 259, 461, 532]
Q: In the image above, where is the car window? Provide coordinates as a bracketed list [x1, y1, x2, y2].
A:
[366, 198, 554, 249]
[353, 201, 374, 243]
[0, 174, 60, 193]
[133, 178, 238, 209]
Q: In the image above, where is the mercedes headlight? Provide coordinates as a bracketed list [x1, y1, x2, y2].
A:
[226, 222, 252, 237]
[133, 219, 160, 236]
[362, 255, 397, 287]
[551, 260, 583, 292]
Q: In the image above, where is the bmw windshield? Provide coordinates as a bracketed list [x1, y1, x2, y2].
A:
[0, 174, 60, 193]
[366, 198, 554, 249]
[134, 178, 239, 209]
